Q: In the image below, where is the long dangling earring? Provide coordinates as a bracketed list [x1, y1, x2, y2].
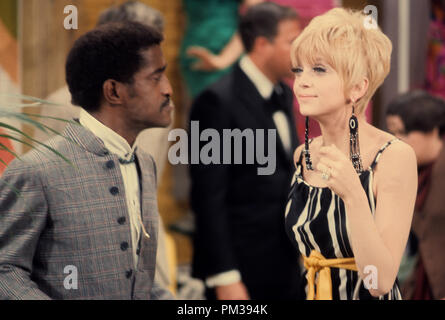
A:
[304, 116, 313, 170]
[349, 105, 363, 173]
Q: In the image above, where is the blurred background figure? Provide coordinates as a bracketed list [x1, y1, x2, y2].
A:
[173, 0, 337, 246]
[180, 0, 264, 102]
[189, 2, 303, 300]
[182, 0, 337, 142]
[170, 0, 265, 265]
[386, 90, 445, 300]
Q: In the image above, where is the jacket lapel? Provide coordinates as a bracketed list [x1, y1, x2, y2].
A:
[234, 65, 276, 130]
[134, 149, 159, 267]
[234, 65, 297, 164]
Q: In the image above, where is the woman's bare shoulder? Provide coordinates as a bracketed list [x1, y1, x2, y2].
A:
[369, 128, 416, 176]
[366, 125, 397, 145]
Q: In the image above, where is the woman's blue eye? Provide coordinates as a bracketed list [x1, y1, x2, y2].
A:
[313, 66, 326, 73]
[291, 67, 303, 73]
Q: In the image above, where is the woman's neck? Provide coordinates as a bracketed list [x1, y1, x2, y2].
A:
[317, 108, 366, 155]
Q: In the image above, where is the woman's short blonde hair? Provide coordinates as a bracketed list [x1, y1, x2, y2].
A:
[291, 8, 392, 114]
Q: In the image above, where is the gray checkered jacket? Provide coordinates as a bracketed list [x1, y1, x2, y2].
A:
[0, 122, 173, 300]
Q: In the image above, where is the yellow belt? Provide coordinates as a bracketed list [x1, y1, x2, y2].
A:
[303, 250, 358, 300]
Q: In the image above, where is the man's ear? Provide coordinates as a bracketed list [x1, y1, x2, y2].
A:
[103, 79, 126, 105]
[430, 127, 440, 139]
[253, 36, 272, 53]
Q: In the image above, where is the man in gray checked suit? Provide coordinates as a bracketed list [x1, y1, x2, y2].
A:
[0, 21, 174, 299]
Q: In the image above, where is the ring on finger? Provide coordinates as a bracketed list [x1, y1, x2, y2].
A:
[321, 169, 331, 180]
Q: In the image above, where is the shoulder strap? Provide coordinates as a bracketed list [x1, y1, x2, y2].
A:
[370, 138, 399, 170]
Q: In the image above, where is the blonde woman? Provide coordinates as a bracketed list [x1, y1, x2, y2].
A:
[285, 8, 417, 300]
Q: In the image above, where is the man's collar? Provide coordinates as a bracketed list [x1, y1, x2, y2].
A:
[79, 108, 136, 161]
[239, 55, 274, 100]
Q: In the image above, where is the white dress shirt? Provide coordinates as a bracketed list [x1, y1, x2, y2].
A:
[240, 55, 292, 153]
[206, 55, 292, 288]
[79, 109, 145, 269]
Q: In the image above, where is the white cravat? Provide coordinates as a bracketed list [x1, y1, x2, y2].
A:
[79, 108, 143, 269]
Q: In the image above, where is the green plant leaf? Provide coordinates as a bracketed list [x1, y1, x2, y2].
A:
[0, 157, 8, 167]
[20, 113, 79, 124]
[10, 113, 50, 133]
[0, 93, 60, 105]
[1, 116, 80, 147]
[0, 102, 42, 108]
[0, 141, 22, 160]
[0, 131, 73, 167]
[0, 134, 36, 155]
[0, 121, 47, 139]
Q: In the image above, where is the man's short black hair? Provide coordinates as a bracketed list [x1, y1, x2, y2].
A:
[386, 90, 445, 136]
[66, 21, 163, 112]
[239, 2, 298, 53]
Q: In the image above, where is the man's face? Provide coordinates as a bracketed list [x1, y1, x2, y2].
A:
[386, 115, 406, 138]
[123, 45, 173, 130]
[267, 19, 301, 81]
[386, 114, 431, 165]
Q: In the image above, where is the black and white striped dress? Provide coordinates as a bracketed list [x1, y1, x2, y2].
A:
[285, 139, 402, 300]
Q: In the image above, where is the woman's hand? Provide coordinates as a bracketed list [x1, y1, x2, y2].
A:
[316, 144, 363, 201]
[187, 46, 225, 71]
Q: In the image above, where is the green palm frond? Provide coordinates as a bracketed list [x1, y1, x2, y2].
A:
[1, 93, 61, 106]
[1, 93, 78, 195]
[0, 141, 22, 160]
[1, 110, 80, 135]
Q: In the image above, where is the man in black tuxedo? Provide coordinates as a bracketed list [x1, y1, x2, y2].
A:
[189, 2, 303, 300]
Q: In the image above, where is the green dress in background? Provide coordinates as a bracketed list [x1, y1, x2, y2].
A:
[180, 0, 240, 99]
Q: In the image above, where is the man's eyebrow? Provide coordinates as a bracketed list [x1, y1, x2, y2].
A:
[149, 64, 167, 76]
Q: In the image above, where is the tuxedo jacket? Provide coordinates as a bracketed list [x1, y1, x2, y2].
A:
[0, 122, 172, 299]
[189, 64, 304, 299]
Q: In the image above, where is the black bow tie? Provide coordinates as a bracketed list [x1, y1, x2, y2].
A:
[268, 86, 287, 113]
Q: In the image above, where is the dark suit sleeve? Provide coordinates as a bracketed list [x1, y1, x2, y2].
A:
[189, 90, 239, 279]
[0, 160, 51, 299]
